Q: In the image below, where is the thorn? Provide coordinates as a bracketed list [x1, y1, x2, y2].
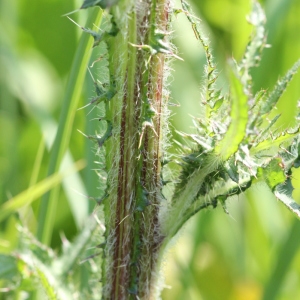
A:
[138, 121, 157, 149]
[66, 16, 84, 30]
[128, 42, 148, 49]
[90, 55, 105, 68]
[77, 129, 89, 138]
[118, 214, 130, 226]
[95, 242, 106, 249]
[170, 52, 184, 61]
[62, 9, 80, 17]
[92, 214, 106, 231]
[87, 67, 95, 82]
[77, 102, 91, 111]
[279, 146, 293, 156]
[80, 252, 102, 264]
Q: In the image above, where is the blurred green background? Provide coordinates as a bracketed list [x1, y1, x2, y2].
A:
[0, 0, 300, 299]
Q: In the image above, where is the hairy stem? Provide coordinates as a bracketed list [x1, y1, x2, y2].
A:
[101, 0, 170, 299]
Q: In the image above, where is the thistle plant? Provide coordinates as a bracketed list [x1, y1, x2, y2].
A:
[1, 0, 300, 299]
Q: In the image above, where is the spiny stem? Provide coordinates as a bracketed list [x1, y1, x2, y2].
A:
[100, 0, 170, 298]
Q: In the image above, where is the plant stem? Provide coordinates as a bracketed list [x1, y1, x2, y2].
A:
[102, 0, 170, 298]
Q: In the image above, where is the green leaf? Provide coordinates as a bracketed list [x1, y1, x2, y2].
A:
[240, 1, 266, 86]
[168, 173, 252, 238]
[258, 158, 286, 190]
[215, 70, 248, 159]
[0, 254, 18, 280]
[162, 161, 217, 238]
[224, 156, 239, 183]
[260, 59, 300, 115]
[51, 217, 98, 277]
[274, 178, 300, 218]
[36, 268, 59, 300]
[251, 129, 299, 155]
[180, 0, 221, 114]
[16, 232, 74, 299]
[254, 114, 281, 143]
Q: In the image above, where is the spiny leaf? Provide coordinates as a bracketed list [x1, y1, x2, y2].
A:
[171, 1, 300, 229]
[260, 59, 300, 115]
[240, 0, 266, 88]
[251, 127, 299, 154]
[36, 268, 59, 300]
[17, 252, 73, 299]
[215, 70, 248, 159]
[254, 113, 281, 143]
[224, 156, 239, 183]
[257, 158, 286, 190]
[67, 17, 103, 47]
[180, 0, 222, 115]
[51, 217, 98, 277]
[274, 178, 300, 218]
[168, 173, 252, 238]
[163, 161, 219, 237]
[15, 223, 101, 298]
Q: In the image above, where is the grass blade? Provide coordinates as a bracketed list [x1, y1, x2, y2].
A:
[36, 8, 103, 245]
[0, 160, 85, 223]
[262, 220, 300, 300]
